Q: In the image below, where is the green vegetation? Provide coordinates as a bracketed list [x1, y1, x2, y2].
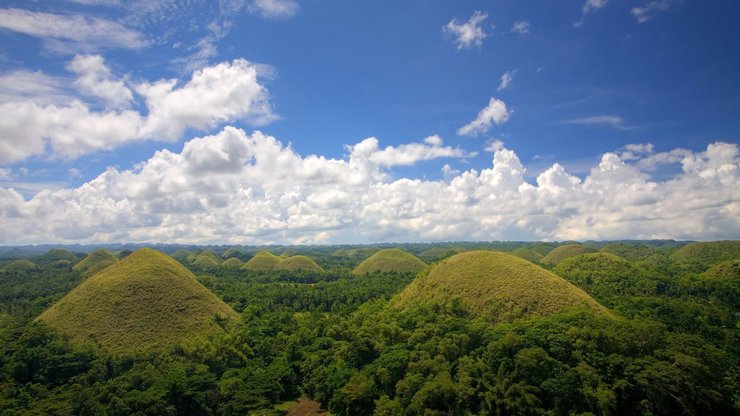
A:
[171, 248, 191, 262]
[332, 247, 381, 261]
[512, 246, 544, 263]
[671, 241, 740, 270]
[275, 255, 324, 272]
[38, 248, 239, 355]
[32, 248, 78, 265]
[192, 249, 223, 268]
[393, 251, 609, 321]
[72, 248, 118, 275]
[0, 241, 737, 415]
[704, 259, 740, 281]
[352, 248, 426, 275]
[242, 251, 324, 272]
[418, 247, 462, 263]
[221, 257, 245, 268]
[222, 247, 245, 259]
[1, 260, 38, 273]
[541, 244, 597, 265]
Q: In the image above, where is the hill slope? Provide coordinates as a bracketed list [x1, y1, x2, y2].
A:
[541, 244, 597, 266]
[392, 251, 609, 322]
[242, 251, 323, 272]
[73, 249, 118, 275]
[38, 248, 239, 355]
[192, 250, 223, 267]
[671, 241, 740, 269]
[1, 260, 38, 273]
[352, 249, 427, 275]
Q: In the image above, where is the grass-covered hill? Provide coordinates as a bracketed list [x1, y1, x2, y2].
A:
[1, 260, 38, 273]
[541, 244, 597, 266]
[192, 250, 223, 268]
[171, 248, 191, 262]
[703, 259, 740, 282]
[242, 251, 324, 272]
[552, 253, 655, 306]
[221, 257, 244, 268]
[222, 247, 245, 260]
[32, 249, 79, 265]
[512, 247, 544, 263]
[72, 248, 118, 276]
[331, 247, 381, 261]
[37, 248, 239, 355]
[418, 247, 462, 263]
[671, 241, 740, 270]
[275, 255, 324, 272]
[352, 249, 427, 275]
[393, 251, 609, 322]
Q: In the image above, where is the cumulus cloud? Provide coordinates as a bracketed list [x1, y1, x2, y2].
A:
[0, 8, 147, 51]
[250, 0, 299, 19]
[443, 11, 488, 50]
[632, 0, 678, 23]
[0, 57, 275, 164]
[497, 69, 517, 91]
[0, 127, 736, 244]
[67, 55, 133, 109]
[457, 97, 510, 136]
[511, 20, 530, 34]
[575, 0, 608, 27]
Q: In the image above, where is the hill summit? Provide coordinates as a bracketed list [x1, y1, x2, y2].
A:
[73, 248, 118, 276]
[392, 251, 609, 322]
[352, 249, 427, 275]
[242, 251, 323, 272]
[38, 248, 239, 355]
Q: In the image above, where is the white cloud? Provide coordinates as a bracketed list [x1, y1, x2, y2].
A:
[250, 0, 299, 19]
[0, 70, 69, 105]
[457, 97, 510, 136]
[575, 0, 608, 27]
[1, 128, 736, 244]
[632, 0, 678, 23]
[356, 135, 471, 168]
[0, 57, 275, 164]
[67, 55, 133, 109]
[563, 115, 625, 129]
[511, 20, 530, 34]
[0, 8, 147, 51]
[443, 11, 488, 50]
[497, 69, 517, 91]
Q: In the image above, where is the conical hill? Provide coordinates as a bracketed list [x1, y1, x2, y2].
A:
[73, 248, 118, 276]
[392, 251, 609, 322]
[352, 249, 427, 275]
[38, 248, 239, 355]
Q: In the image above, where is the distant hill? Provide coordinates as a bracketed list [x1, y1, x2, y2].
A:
[33, 249, 78, 265]
[222, 247, 245, 260]
[671, 241, 740, 270]
[541, 244, 597, 266]
[192, 250, 223, 268]
[418, 247, 462, 263]
[37, 248, 239, 355]
[512, 247, 544, 263]
[1, 259, 38, 273]
[352, 249, 427, 275]
[73, 249, 118, 276]
[392, 251, 609, 322]
[553, 253, 655, 303]
[221, 257, 244, 268]
[242, 251, 323, 272]
[332, 247, 381, 261]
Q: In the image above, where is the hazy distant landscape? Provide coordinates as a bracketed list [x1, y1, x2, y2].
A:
[1, 0, 739, 415]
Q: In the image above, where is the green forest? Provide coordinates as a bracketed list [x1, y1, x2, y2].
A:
[0, 241, 737, 415]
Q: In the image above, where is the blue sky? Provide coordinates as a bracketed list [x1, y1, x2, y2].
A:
[0, 0, 738, 244]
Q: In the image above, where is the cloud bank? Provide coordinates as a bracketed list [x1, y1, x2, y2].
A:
[0, 127, 736, 244]
[0, 57, 274, 163]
